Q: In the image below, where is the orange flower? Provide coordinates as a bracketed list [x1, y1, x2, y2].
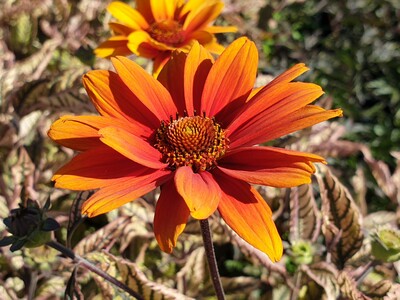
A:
[95, 0, 236, 75]
[49, 37, 342, 261]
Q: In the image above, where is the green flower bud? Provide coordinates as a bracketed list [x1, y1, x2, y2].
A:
[371, 226, 400, 262]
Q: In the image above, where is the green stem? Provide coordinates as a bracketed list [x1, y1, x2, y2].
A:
[46, 240, 143, 300]
[200, 219, 225, 300]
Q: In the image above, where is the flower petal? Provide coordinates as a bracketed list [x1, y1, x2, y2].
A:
[150, 0, 181, 22]
[127, 31, 165, 58]
[154, 180, 190, 253]
[218, 146, 325, 188]
[81, 169, 173, 217]
[214, 170, 283, 262]
[111, 56, 178, 122]
[48, 115, 138, 151]
[205, 26, 238, 33]
[99, 126, 166, 169]
[230, 104, 343, 149]
[52, 146, 151, 190]
[152, 51, 173, 78]
[94, 36, 132, 58]
[174, 166, 221, 219]
[201, 37, 258, 121]
[107, 1, 149, 30]
[183, 1, 224, 33]
[109, 22, 133, 35]
[82, 70, 159, 130]
[188, 30, 224, 54]
[135, 0, 154, 23]
[227, 81, 325, 148]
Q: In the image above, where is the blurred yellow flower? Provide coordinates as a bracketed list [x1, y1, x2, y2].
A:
[95, 0, 236, 74]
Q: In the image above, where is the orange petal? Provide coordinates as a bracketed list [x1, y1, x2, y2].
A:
[152, 52, 173, 78]
[99, 126, 166, 169]
[150, 0, 181, 22]
[154, 180, 190, 253]
[227, 82, 325, 148]
[111, 56, 178, 122]
[107, 1, 149, 30]
[94, 36, 132, 58]
[174, 166, 221, 219]
[179, 0, 204, 18]
[230, 105, 342, 149]
[183, 1, 224, 33]
[214, 170, 283, 262]
[48, 115, 137, 151]
[218, 146, 325, 188]
[52, 146, 150, 190]
[82, 70, 159, 130]
[184, 42, 214, 115]
[157, 51, 187, 114]
[201, 37, 258, 120]
[108, 22, 133, 36]
[81, 169, 173, 217]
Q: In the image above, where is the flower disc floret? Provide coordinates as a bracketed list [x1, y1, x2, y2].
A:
[148, 20, 185, 46]
[154, 115, 229, 172]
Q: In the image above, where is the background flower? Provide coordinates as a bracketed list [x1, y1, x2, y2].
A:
[49, 37, 342, 262]
[95, 0, 236, 75]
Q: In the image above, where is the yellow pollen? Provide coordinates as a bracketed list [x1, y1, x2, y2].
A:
[154, 116, 229, 172]
[148, 20, 185, 46]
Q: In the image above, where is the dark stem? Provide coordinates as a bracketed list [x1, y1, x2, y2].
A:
[46, 240, 143, 300]
[200, 219, 225, 300]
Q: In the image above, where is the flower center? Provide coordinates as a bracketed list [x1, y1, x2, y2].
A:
[148, 20, 185, 46]
[154, 115, 229, 172]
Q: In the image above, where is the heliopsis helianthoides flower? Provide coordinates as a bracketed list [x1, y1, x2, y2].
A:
[49, 37, 342, 262]
[95, 0, 236, 75]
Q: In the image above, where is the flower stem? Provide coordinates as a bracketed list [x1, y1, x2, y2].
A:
[46, 240, 143, 300]
[200, 219, 225, 300]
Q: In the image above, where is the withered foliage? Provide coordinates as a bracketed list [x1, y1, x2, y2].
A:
[1, 0, 399, 299]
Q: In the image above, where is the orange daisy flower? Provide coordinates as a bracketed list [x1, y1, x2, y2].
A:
[95, 0, 236, 75]
[49, 37, 342, 261]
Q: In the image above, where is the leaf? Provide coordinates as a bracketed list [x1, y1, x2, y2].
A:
[317, 165, 364, 268]
[176, 247, 207, 297]
[289, 184, 320, 242]
[363, 279, 393, 299]
[86, 251, 194, 300]
[337, 271, 371, 300]
[74, 216, 131, 256]
[64, 266, 84, 300]
[301, 262, 339, 300]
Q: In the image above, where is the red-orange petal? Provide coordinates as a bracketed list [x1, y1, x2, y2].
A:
[94, 36, 132, 58]
[227, 82, 325, 148]
[82, 70, 159, 130]
[135, 0, 154, 23]
[213, 170, 283, 261]
[174, 166, 221, 219]
[184, 42, 214, 115]
[81, 169, 173, 217]
[111, 56, 178, 122]
[218, 146, 325, 188]
[109, 22, 133, 35]
[152, 51, 173, 78]
[154, 180, 190, 253]
[99, 126, 166, 169]
[48, 115, 105, 151]
[52, 146, 151, 190]
[201, 37, 258, 120]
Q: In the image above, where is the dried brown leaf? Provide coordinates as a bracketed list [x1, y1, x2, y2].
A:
[301, 262, 339, 300]
[289, 184, 320, 242]
[317, 165, 364, 268]
[337, 270, 371, 300]
[86, 251, 194, 300]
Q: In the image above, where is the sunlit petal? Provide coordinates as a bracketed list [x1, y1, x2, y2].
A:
[214, 170, 283, 262]
[154, 180, 190, 253]
[175, 166, 221, 219]
[107, 1, 149, 30]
